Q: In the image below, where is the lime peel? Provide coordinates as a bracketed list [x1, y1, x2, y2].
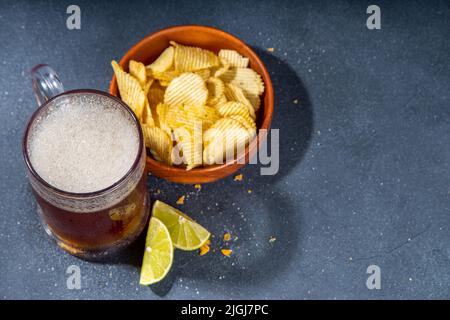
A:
[139, 217, 174, 286]
[152, 200, 211, 251]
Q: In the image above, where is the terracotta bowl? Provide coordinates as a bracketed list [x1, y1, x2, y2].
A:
[109, 25, 274, 184]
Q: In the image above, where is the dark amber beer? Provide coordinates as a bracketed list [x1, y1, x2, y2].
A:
[23, 89, 150, 258]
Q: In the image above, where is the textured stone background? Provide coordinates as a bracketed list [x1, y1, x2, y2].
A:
[0, 0, 449, 299]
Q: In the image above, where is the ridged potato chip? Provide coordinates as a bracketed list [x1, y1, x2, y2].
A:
[112, 60, 146, 121]
[164, 105, 219, 132]
[143, 125, 173, 165]
[155, 103, 172, 135]
[206, 77, 225, 105]
[246, 93, 261, 112]
[112, 42, 265, 171]
[224, 82, 250, 104]
[208, 94, 227, 108]
[219, 67, 264, 97]
[183, 105, 220, 130]
[195, 69, 211, 81]
[129, 60, 147, 87]
[203, 117, 244, 146]
[146, 46, 174, 73]
[218, 49, 249, 68]
[213, 57, 230, 77]
[203, 118, 249, 165]
[172, 126, 203, 170]
[147, 83, 165, 126]
[164, 73, 208, 107]
[166, 106, 202, 131]
[171, 41, 219, 72]
[203, 138, 226, 165]
[202, 105, 221, 128]
[227, 114, 256, 133]
[222, 121, 252, 159]
[147, 70, 179, 83]
[143, 101, 155, 126]
[223, 83, 256, 119]
[216, 101, 252, 119]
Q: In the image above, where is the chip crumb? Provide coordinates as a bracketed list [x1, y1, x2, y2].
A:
[269, 236, 277, 243]
[234, 174, 243, 181]
[293, 99, 299, 104]
[154, 188, 161, 195]
[267, 47, 274, 52]
[247, 189, 252, 194]
[223, 232, 231, 241]
[199, 244, 210, 256]
[176, 195, 185, 205]
[221, 249, 232, 257]
[194, 184, 202, 190]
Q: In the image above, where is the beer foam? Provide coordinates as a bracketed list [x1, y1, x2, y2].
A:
[28, 93, 140, 193]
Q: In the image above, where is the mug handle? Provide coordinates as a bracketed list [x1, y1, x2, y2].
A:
[31, 64, 65, 106]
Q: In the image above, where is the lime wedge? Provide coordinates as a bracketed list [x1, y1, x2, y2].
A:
[139, 217, 173, 285]
[152, 200, 211, 251]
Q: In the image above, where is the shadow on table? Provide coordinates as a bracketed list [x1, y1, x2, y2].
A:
[150, 48, 314, 297]
[250, 47, 314, 184]
[150, 187, 303, 297]
[92, 47, 314, 297]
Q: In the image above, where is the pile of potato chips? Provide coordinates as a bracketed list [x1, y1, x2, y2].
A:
[112, 41, 264, 170]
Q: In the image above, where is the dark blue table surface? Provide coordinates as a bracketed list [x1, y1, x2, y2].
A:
[0, 0, 449, 299]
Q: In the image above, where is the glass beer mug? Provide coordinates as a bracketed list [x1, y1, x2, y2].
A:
[22, 65, 150, 258]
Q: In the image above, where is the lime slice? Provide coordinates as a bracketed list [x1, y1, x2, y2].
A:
[139, 217, 173, 285]
[152, 200, 211, 251]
